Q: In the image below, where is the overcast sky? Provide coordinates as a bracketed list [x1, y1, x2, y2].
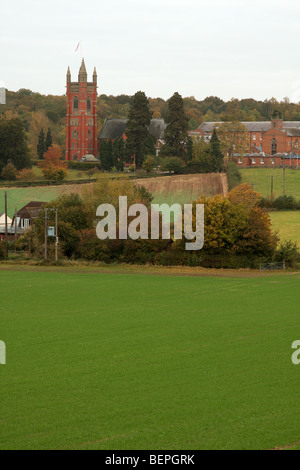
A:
[1, 0, 300, 102]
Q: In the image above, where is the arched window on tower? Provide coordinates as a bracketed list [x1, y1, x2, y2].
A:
[87, 97, 91, 113]
[88, 129, 92, 140]
[73, 96, 79, 113]
[271, 138, 277, 155]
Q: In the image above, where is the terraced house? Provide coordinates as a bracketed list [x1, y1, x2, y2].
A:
[190, 115, 300, 167]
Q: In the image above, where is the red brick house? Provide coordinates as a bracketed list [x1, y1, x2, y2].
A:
[190, 116, 300, 167]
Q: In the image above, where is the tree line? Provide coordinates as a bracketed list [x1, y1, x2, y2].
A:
[1, 88, 300, 162]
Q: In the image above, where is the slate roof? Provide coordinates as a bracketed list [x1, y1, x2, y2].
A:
[99, 119, 127, 139]
[198, 121, 300, 133]
[285, 128, 300, 137]
[99, 118, 167, 140]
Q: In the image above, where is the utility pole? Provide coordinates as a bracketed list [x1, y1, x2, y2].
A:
[270, 175, 274, 201]
[44, 208, 48, 260]
[14, 207, 17, 253]
[249, 182, 257, 207]
[283, 166, 286, 195]
[55, 209, 58, 262]
[4, 191, 8, 258]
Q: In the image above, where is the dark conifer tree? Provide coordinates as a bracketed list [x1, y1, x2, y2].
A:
[160, 92, 189, 161]
[125, 91, 155, 168]
[45, 127, 53, 152]
[210, 129, 224, 172]
[100, 140, 113, 171]
[37, 128, 46, 159]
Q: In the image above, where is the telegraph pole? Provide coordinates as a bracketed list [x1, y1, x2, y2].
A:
[283, 166, 286, 195]
[4, 191, 8, 258]
[270, 175, 274, 201]
[44, 208, 48, 260]
[55, 209, 58, 262]
[14, 207, 17, 253]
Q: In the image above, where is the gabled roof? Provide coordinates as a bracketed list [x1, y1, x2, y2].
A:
[99, 119, 127, 139]
[99, 118, 167, 140]
[17, 201, 46, 213]
[285, 128, 300, 137]
[198, 121, 300, 133]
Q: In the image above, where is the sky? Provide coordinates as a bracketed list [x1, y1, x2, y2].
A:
[1, 0, 300, 102]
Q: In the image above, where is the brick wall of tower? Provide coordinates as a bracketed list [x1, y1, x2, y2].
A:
[65, 65, 97, 161]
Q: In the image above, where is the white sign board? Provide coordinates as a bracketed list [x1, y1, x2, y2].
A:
[0, 81, 6, 104]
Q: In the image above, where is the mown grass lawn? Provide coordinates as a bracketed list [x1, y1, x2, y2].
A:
[240, 167, 300, 199]
[270, 211, 300, 246]
[0, 270, 299, 450]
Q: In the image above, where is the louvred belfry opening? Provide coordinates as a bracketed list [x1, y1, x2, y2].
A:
[65, 59, 98, 161]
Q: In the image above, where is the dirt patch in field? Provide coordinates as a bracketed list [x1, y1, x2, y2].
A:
[134, 173, 227, 201]
[0, 262, 298, 279]
[271, 439, 300, 450]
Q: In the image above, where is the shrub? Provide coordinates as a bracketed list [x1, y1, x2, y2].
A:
[272, 195, 298, 211]
[226, 161, 241, 190]
[142, 156, 156, 173]
[275, 240, 299, 267]
[42, 167, 67, 181]
[67, 161, 102, 171]
[16, 168, 36, 182]
[0, 241, 5, 259]
[160, 156, 183, 174]
[1, 163, 17, 180]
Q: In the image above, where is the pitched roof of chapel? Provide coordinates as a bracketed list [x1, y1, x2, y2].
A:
[98, 118, 167, 140]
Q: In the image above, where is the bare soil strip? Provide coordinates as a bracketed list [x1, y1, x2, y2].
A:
[0, 262, 299, 278]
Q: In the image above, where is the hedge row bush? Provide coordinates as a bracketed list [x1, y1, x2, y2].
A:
[260, 194, 300, 210]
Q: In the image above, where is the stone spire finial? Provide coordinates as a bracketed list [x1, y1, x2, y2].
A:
[67, 66, 71, 83]
[78, 59, 87, 82]
[93, 67, 97, 84]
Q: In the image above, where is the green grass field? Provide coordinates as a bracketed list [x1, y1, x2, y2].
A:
[270, 211, 300, 246]
[0, 269, 299, 450]
[0, 186, 88, 218]
[240, 168, 300, 199]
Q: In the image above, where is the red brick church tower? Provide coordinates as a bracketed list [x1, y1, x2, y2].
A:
[65, 59, 98, 161]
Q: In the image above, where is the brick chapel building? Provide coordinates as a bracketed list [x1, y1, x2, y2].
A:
[65, 59, 98, 161]
[189, 115, 300, 167]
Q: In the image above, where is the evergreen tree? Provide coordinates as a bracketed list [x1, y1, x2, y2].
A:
[112, 137, 126, 171]
[37, 128, 46, 159]
[45, 127, 53, 152]
[210, 129, 224, 172]
[99, 140, 113, 171]
[125, 91, 155, 168]
[0, 118, 31, 171]
[160, 92, 189, 161]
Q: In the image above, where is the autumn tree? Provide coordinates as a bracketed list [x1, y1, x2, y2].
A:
[227, 183, 262, 207]
[179, 194, 277, 258]
[38, 144, 68, 181]
[215, 121, 249, 160]
[17, 168, 36, 182]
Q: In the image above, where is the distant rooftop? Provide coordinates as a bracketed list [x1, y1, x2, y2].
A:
[197, 121, 300, 133]
[99, 118, 167, 140]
